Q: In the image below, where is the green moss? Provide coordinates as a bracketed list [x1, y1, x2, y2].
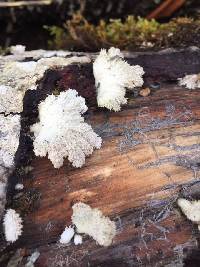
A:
[46, 14, 200, 51]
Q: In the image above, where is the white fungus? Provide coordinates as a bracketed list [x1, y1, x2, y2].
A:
[178, 198, 200, 230]
[15, 183, 24, 191]
[10, 45, 26, 55]
[0, 85, 24, 114]
[0, 52, 91, 220]
[1, 49, 72, 62]
[74, 234, 83, 245]
[3, 209, 23, 242]
[178, 74, 200, 89]
[72, 202, 116, 247]
[31, 89, 102, 168]
[0, 112, 21, 220]
[93, 47, 144, 111]
[0, 114, 21, 168]
[59, 226, 75, 244]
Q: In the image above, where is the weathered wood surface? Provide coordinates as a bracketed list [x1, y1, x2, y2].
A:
[1, 48, 200, 266]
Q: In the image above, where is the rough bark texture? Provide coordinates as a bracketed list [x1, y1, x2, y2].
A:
[0, 47, 200, 267]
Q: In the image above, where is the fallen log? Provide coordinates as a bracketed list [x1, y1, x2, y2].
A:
[0, 47, 200, 266]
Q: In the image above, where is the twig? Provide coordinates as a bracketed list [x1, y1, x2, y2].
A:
[0, 1, 52, 8]
[147, 0, 186, 20]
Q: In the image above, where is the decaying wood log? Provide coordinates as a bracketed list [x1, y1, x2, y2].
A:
[0, 47, 200, 267]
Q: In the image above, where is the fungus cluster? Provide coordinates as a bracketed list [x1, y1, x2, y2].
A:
[59, 226, 83, 246]
[60, 202, 116, 247]
[3, 209, 23, 243]
[72, 202, 116, 246]
[178, 198, 200, 230]
[93, 47, 144, 111]
[31, 89, 102, 168]
[179, 73, 200, 89]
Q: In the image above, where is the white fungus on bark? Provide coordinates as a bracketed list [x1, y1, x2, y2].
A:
[93, 47, 144, 111]
[74, 234, 83, 245]
[15, 183, 24, 190]
[0, 51, 91, 220]
[3, 209, 23, 243]
[178, 74, 200, 89]
[10, 45, 26, 55]
[0, 114, 21, 168]
[178, 198, 200, 230]
[31, 89, 102, 168]
[0, 113, 21, 220]
[1, 49, 73, 62]
[0, 56, 91, 113]
[0, 85, 25, 114]
[59, 226, 75, 244]
[72, 202, 116, 247]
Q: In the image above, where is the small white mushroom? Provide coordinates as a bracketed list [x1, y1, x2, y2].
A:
[93, 47, 144, 111]
[74, 234, 83, 245]
[10, 45, 26, 55]
[178, 74, 200, 89]
[3, 209, 23, 243]
[178, 198, 200, 228]
[59, 226, 75, 244]
[31, 90, 102, 168]
[72, 202, 116, 246]
[15, 184, 24, 190]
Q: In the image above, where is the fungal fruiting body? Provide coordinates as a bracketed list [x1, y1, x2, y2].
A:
[10, 45, 26, 55]
[31, 90, 102, 168]
[74, 234, 83, 245]
[72, 202, 116, 246]
[3, 209, 23, 242]
[178, 198, 200, 230]
[59, 226, 75, 244]
[93, 47, 144, 111]
[15, 183, 24, 190]
[179, 74, 200, 89]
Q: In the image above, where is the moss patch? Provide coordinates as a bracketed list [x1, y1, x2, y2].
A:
[46, 14, 200, 51]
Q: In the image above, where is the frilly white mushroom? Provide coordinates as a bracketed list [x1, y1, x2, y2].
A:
[93, 47, 144, 111]
[179, 74, 200, 89]
[178, 198, 200, 230]
[3, 209, 23, 242]
[72, 202, 116, 246]
[59, 226, 75, 244]
[31, 89, 102, 168]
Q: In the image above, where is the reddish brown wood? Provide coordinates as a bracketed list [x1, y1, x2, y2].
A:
[147, 0, 186, 20]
